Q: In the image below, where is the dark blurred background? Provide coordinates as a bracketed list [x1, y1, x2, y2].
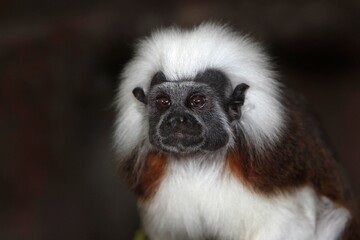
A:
[1, 0, 359, 239]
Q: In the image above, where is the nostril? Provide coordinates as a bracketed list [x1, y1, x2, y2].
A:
[168, 115, 187, 128]
[168, 117, 179, 128]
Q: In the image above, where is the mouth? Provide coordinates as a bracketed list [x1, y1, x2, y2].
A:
[172, 131, 195, 138]
[159, 132, 204, 153]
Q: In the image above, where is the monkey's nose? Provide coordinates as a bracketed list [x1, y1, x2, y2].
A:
[161, 113, 202, 138]
[168, 115, 187, 128]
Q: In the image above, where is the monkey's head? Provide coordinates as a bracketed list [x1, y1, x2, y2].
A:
[114, 23, 284, 158]
[132, 70, 249, 154]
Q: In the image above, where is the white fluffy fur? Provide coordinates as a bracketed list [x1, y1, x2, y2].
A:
[141, 155, 350, 240]
[114, 23, 284, 157]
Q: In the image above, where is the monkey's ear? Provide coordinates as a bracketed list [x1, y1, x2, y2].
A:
[228, 83, 249, 121]
[132, 87, 147, 104]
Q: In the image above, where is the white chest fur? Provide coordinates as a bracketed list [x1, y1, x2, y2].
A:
[140, 160, 350, 240]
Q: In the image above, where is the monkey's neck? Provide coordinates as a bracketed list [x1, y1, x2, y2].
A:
[131, 149, 229, 201]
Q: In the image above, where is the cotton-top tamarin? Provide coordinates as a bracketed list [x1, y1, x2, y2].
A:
[114, 23, 359, 240]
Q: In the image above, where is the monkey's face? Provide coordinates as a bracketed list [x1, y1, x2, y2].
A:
[148, 81, 228, 154]
[133, 70, 249, 154]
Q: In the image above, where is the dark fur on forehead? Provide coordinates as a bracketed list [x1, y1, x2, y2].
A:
[150, 69, 232, 96]
[194, 69, 233, 99]
[150, 71, 167, 87]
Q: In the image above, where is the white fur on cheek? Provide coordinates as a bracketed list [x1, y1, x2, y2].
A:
[113, 58, 154, 156]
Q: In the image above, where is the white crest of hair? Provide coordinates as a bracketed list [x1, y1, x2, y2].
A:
[140, 154, 350, 240]
[114, 22, 284, 157]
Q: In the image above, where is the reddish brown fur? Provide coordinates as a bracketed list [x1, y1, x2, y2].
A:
[227, 151, 243, 182]
[118, 151, 167, 200]
[135, 152, 167, 199]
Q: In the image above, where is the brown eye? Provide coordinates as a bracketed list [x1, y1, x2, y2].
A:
[156, 96, 171, 109]
[190, 95, 206, 109]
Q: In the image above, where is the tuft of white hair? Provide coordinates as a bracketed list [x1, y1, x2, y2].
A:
[114, 22, 285, 157]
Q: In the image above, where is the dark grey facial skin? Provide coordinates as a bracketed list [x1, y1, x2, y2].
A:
[132, 69, 249, 154]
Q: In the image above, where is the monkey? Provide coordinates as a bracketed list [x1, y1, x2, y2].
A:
[114, 23, 359, 240]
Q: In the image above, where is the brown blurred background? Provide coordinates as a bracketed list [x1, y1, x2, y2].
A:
[1, 0, 359, 239]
